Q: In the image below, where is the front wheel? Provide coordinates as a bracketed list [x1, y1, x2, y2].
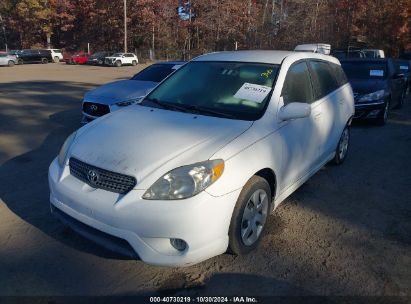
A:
[228, 176, 271, 255]
[132, 60, 137, 66]
[331, 125, 350, 165]
[41, 58, 48, 64]
[115, 60, 122, 67]
[8, 60, 15, 67]
[53, 56, 60, 63]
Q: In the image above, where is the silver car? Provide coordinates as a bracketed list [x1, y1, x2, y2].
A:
[0, 53, 18, 67]
[82, 61, 185, 123]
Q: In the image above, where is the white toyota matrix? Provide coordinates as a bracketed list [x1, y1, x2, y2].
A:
[49, 51, 354, 266]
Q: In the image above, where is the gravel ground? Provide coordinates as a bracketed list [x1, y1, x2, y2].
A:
[0, 63, 410, 297]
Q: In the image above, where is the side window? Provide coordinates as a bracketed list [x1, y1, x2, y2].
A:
[308, 60, 339, 99]
[281, 61, 314, 105]
[330, 63, 348, 87]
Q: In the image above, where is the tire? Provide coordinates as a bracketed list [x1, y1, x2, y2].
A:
[331, 125, 350, 165]
[228, 175, 271, 255]
[18, 59, 23, 65]
[115, 60, 122, 67]
[8, 60, 15, 67]
[74, 60, 79, 65]
[41, 58, 48, 64]
[132, 60, 137, 66]
[53, 56, 59, 63]
[375, 100, 390, 126]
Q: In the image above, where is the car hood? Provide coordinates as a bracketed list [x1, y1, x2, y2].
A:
[84, 80, 157, 105]
[349, 78, 388, 95]
[71, 106, 252, 188]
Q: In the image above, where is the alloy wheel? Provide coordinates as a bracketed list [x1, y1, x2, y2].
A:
[241, 189, 269, 246]
[338, 128, 349, 160]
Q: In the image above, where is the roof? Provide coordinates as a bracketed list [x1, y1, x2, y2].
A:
[340, 58, 389, 63]
[157, 61, 186, 65]
[192, 50, 339, 65]
[193, 50, 293, 64]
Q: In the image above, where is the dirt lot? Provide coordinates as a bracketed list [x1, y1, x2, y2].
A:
[0, 63, 410, 297]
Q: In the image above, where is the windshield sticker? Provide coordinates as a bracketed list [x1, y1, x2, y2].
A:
[172, 65, 182, 70]
[234, 83, 271, 103]
[261, 69, 273, 78]
[370, 70, 384, 77]
[400, 65, 408, 70]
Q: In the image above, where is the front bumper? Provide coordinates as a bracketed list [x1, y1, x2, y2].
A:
[354, 100, 386, 119]
[48, 158, 240, 267]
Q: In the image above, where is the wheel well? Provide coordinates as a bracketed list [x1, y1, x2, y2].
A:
[255, 168, 276, 201]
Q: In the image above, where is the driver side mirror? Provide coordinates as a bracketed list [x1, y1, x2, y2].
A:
[278, 102, 311, 121]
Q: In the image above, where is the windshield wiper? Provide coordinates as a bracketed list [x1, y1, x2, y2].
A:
[144, 98, 235, 119]
[143, 98, 190, 113]
[178, 104, 236, 119]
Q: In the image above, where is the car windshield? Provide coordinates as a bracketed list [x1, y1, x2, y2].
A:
[341, 62, 388, 79]
[112, 53, 123, 57]
[90, 52, 105, 58]
[141, 61, 279, 121]
[131, 64, 181, 82]
[53, 49, 62, 53]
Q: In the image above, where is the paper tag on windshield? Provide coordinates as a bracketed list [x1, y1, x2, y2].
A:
[234, 83, 271, 103]
[400, 65, 408, 70]
[370, 70, 384, 77]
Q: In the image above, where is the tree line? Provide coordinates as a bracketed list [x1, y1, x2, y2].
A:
[0, 0, 410, 59]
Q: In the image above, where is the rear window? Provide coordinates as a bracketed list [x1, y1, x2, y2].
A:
[308, 60, 339, 99]
[341, 62, 388, 79]
[131, 64, 180, 82]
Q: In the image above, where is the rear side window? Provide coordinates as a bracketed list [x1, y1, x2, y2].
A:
[308, 60, 339, 99]
[281, 61, 314, 104]
[330, 63, 348, 86]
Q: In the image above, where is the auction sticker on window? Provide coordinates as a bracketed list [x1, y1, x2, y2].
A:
[370, 70, 384, 77]
[400, 65, 408, 70]
[234, 83, 271, 103]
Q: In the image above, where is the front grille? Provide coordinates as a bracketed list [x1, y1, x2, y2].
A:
[69, 157, 137, 194]
[83, 102, 110, 117]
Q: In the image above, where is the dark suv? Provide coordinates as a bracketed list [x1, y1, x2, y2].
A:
[340, 58, 406, 125]
[394, 59, 410, 95]
[86, 51, 113, 65]
[17, 49, 53, 64]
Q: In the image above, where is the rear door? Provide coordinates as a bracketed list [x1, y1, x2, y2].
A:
[277, 60, 320, 187]
[388, 60, 405, 107]
[307, 60, 340, 162]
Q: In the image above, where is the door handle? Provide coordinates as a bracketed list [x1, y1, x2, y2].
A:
[339, 99, 344, 105]
[313, 112, 322, 120]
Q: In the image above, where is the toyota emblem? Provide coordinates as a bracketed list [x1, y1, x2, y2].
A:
[90, 105, 98, 111]
[87, 170, 99, 184]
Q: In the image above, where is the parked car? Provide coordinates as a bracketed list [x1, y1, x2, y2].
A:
[18, 49, 52, 64]
[49, 50, 354, 266]
[393, 59, 410, 94]
[86, 51, 113, 65]
[65, 53, 90, 65]
[104, 52, 138, 67]
[82, 61, 185, 122]
[48, 49, 64, 62]
[0, 53, 18, 66]
[362, 49, 385, 59]
[340, 58, 406, 124]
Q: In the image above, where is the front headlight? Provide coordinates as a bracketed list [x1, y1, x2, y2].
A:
[358, 89, 386, 102]
[115, 97, 143, 107]
[142, 160, 225, 200]
[57, 132, 77, 167]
